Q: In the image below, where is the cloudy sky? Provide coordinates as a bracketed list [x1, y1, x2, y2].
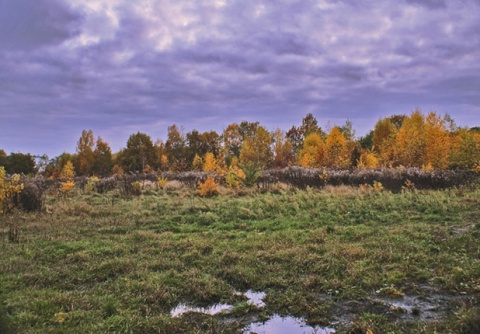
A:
[1, 0, 479, 157]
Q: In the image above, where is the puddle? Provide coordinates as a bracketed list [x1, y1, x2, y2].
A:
[170, 303, 233, 317]
[245, 290, 266, 308]
[171, 290, 266, 317]
[245, 315, 336, 334]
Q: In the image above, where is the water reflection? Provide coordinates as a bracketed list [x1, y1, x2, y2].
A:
[245, 315, 336, 334]
[245, 290, 266, 308]
[170, 303, 233, 317]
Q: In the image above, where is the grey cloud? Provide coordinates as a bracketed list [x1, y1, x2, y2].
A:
[1, 0, 479, 156]
[0, 0, 81, 50]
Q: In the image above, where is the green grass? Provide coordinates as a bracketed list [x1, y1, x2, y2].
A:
[1, 185, 479, 333]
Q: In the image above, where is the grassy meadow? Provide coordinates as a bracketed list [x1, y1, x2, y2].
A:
[1, 182, 480, 333]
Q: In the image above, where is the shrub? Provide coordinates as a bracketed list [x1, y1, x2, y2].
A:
[226, 165, 246, 189]
[196, 177, 219, 197]
[85, 176, 100, 192]
[157, 176, 168, 189]
[19, 182, 44, 212]
[60, 181, 75, 195]
[0, 167, 24, 214]
[131, 181, 143, 196]
[239, 162, 260, 187]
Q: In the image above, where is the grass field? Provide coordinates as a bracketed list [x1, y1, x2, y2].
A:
[1, 183, 479, 333]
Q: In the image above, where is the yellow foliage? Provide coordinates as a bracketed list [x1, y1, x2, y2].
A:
[60, 181, 75, 194]
[143, 164, 154, 174]
[85, 176, 99, 192]
[112, 164, 124, 177]
[60, 161, 75, 180]
[0, 167, 24, 214]
[325, 127, 350, 168]
[359, 181, 383, 193]
[421, 162, 433, 172]
[54, 312, 68, 324]
[157, 176, 168, 189]
[160, 154, 169, 170]
[226, 165, 246, 189]
[203, 152, 218, 172]
[358, 151, 379, 169]
[396, 110, 426, 167]
[131, 181, 143, 195]
[474, 162, 480, 174]
[299, 133, 326, 168]
[196, 177, 219, 197]
[192, 154, 203, 171]
[424, 112, 451, 169]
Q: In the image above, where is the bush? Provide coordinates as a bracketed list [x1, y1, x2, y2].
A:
[19, 182, 44, 212]
[0, 167, 24, 214]
[131, 181, 143, 196]
[196, 177, 219, 197]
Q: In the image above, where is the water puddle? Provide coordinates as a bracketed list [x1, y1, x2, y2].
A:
[244, 315, 335, 334]
[244, 290, 266, 308]
[170, 303, 233, 317]
[171, 290, 266, 317]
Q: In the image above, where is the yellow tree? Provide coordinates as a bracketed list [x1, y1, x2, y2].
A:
[424, 112, 451, 169]
[203, 152, 218, 172]
[372, 117, 397, 166]
[60, 160, 76, 180]
[396, 110, 426, 167]
[325, 127, 350, 169]
[192, 154, 203, 171]
[357, 150, 379, 169]
[299, 133, 326, 168]
[449, 128, 480, 169]
[76, 130, 95, 176]
[239, 125, 273, 168]
[272, 129, 295, 168]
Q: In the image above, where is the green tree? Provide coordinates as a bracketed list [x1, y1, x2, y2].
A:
[222, 123, 243, 166]
[5, 152, 37, 175]
[165, 125, 188, 171]
[272, 129, 295, 168]
[0, 149, 6, 167]
[122, 132, 157, 172]
[93, 137, 113, 177]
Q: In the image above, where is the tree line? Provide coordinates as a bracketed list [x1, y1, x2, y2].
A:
[1, 109, 479, 177]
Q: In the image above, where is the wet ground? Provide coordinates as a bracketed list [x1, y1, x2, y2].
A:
[170, 286, 478, 333]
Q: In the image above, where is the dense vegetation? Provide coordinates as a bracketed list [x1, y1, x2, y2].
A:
[2, 110, 480, 177]
[1, 179, 479, 333]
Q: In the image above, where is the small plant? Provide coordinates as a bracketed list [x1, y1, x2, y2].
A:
[319, 169, 329, 186]
[60, 181, 75, 195]
[359, 181, 383, 193]
[402, 179, 415, 192]
[239, 162, 260, 187]
[473, 161, 480, 174]
[196, 176, 219, 197]
[372, 181, 384, 193]
[157, 176, 168, 189]
[226, 165, 246, 189]
[85, 176, 100, 192]
[131, 181, 143, 196]
[421, 162, 434, 172]
[0, 167, 24, 214]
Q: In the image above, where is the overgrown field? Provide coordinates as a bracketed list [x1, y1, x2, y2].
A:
[1, 184, 480, 333]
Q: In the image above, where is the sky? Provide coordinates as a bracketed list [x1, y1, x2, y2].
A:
[1, 0, 479, 158]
